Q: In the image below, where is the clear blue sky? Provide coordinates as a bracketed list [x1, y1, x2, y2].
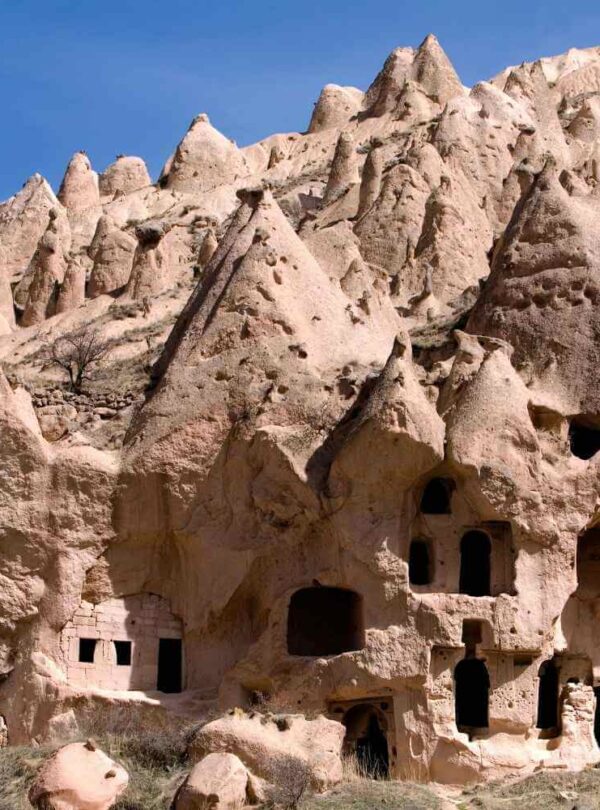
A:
[1, 0, 599, 201]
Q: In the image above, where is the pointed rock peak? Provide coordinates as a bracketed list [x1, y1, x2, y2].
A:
[324, 132, 359, 203]
[99, 155, 151, 198]
[412, 33, 464, 104]
[504, 60, 552, 102]
[365, 34, 463, 117]
[163, 112, 248, 193]
[2, 172, 57, 209]
[364, 46, 415, 115]
[58, 151, 100, 212]
[308, 84, 364, 133]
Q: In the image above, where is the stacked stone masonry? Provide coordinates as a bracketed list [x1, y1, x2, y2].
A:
[60, 595, 183, 692]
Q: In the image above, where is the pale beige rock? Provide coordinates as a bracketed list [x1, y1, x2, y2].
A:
[0, 174, 65, 283]
[162, 113, 249, 192]
[365, 34, 464, 118]
[22, 210, 69, 326]
[3, 35, 600, 792]
[99, 155, 151, 199]
[198, 228, 219, 269]
[190, 713, 344, 791]
[28, 741, 128, 810]
[56, 254, 87, 314]
[58, 152, 100, 213]
[125, 221, 171, 300]
[175, 752, 248, 810]
[468, 158, 600, 414]
[308, 84, 364, 133]
[356, 143, 384, 219]
[323, 132, 359, 204]
[88, 215, 137, 297]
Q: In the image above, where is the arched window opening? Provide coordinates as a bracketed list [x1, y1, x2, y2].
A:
[459, 531, 491, 597]
[569, 416, 600, 460]
[420, 478, 454, 515]
[409, 538, 432, 585]
[536, 658, 560, 736]
[576, 527, 600, 599]
[454, 658, 490, 734]
[287, 587, 364, 657]
[343, 704, 389, 779]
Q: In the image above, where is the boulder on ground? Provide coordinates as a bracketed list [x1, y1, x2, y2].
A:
[189, 711, 344, 792]
[28, 740, 128, 810]
[175, 752, 249, 810]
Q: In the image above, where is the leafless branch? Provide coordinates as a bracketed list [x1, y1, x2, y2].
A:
[45, 325, 110, 393]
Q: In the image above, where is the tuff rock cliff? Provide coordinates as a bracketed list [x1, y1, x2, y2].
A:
[2, 36, 600, 785]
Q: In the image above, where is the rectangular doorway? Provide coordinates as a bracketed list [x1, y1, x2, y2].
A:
[157, 638, 182, 693]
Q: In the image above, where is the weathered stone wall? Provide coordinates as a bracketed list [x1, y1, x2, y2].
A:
[59, 594, 182, 692]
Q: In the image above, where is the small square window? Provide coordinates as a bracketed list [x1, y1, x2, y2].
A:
[79, 638, 97, 663]
[114, 640, 132, 666]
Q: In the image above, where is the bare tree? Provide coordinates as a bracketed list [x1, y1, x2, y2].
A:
[46, 326, 110, 393]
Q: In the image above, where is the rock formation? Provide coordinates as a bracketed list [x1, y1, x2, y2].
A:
[161, 113, 249, 192]
[99, 155, 151, 199]
[21, 209, 69, 326]
[2, 34, 600, 794]
[87, 214, 137, 297]
[28, 741, 128, 809]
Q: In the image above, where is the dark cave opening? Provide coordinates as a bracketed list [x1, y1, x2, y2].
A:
[459, 530, 491, 597]
[287, 587, 364, 657]
[537, 658, 560, 736]
[568, 417, 600, 460]
[78, 638, 97, 663]
[454, 657, 490, 733]
[420, 477, 455, 514]
[114, 640, 132, 666]
[409, 538, 433, 585]
[343, 704, 389, 778]
[157, 638, 183, 693]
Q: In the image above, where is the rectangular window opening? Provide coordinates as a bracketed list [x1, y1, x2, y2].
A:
[114, 640, 132, 666]
[79, 638, 97, 663]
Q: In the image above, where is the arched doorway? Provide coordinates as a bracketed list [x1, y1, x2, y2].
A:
[454, 657, 490, 734]
[343, 704, 389, 778]
[420, 478, 454, 514]
[459, 531, 491, 596]
[537, 658, 560, 736]
[287, 587, 364, 656]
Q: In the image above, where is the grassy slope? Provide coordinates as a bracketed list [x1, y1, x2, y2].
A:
[4, 737, 600, 810]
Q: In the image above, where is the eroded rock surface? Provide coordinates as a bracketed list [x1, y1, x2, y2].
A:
[1, 35, 600, 790]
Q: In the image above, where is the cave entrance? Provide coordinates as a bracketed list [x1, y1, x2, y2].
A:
[157, 638, 183, 693]
[594, 688, 600, 746]
[287, 587, 364, 656]
[454, 657, 490, 735]
[409, 538, 432, 586]
[343, 704, 389, 779]
[536, 658, 560, 736]
[459, 531, 491, 597]
[568, 416, 600, 460]
[576, 527, 600, 599]
[420, 477, 454, 514]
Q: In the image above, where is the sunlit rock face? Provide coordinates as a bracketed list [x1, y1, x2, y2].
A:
[2, 35, 600, 786]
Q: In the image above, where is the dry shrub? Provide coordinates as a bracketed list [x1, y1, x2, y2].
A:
[263, 757, 313, 810]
